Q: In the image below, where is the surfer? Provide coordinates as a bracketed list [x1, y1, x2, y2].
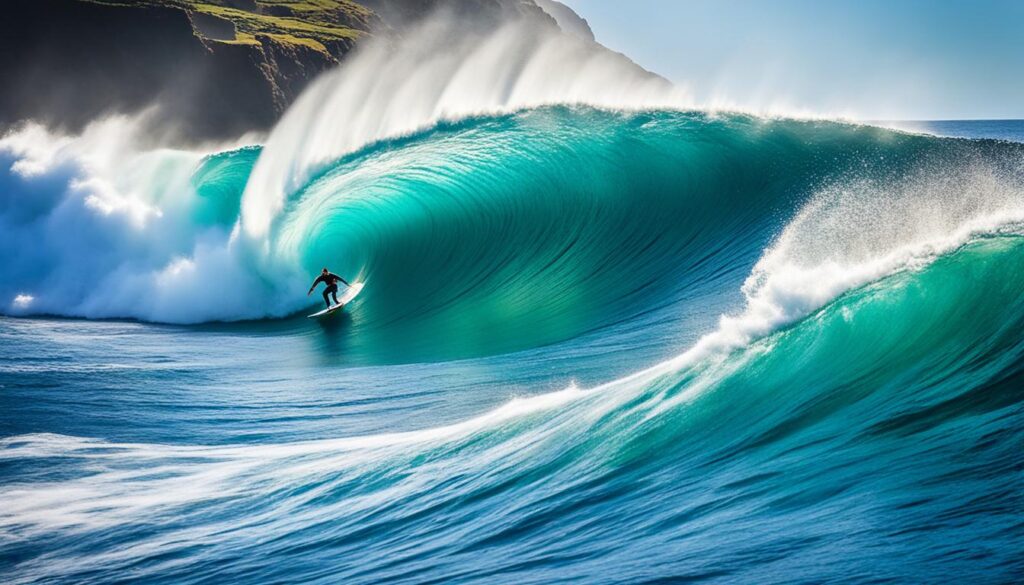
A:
[307, 268, 350, 308]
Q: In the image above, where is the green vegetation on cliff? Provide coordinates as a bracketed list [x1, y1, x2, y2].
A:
[85, 0, 371, 55]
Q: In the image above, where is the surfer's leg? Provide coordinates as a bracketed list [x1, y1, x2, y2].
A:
[323, 284, 338, 307]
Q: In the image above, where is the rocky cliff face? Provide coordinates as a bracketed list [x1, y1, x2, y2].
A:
[0, 0, 594, 143]
[0, 0, 368, 141]
[534, 0, 594, 41]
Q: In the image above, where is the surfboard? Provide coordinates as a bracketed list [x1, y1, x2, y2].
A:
[307, 282, 364, 319]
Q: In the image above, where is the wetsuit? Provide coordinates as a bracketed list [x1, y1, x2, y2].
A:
[310, 272, 348, 307]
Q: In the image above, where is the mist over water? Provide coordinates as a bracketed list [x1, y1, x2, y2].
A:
[2, 14, 1024, 585]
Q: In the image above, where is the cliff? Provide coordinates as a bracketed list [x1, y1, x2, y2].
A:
[0, 0, 368, 141]
[0, 0, 594, 143]
[535, 0, 594, 41]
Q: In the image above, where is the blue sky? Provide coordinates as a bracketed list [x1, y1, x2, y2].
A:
[562, 0, 1024, 120]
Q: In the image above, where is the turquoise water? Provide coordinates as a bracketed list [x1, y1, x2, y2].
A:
[1, 111, 1023, 583]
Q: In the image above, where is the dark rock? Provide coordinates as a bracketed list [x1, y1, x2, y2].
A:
[535, 0, 594, 41]
[222, 0, 257, 9]
[0, 0, 334, 142]
[189, 11, 236, 41]
[261, 5, 295, 18]
[359, 0, 558, 34]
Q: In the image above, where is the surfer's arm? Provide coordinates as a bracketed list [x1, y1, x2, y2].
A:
[307, 275, 324, 295]
[330, 273, 350, 286]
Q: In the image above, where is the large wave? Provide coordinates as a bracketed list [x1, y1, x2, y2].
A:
[3, 104, 1024, 360]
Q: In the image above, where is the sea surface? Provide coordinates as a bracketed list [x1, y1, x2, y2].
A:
[891, 119, 1024, 143]
[2, 114, 1023, 584]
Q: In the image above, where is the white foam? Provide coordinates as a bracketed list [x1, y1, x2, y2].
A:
[0, 118, 307, 322]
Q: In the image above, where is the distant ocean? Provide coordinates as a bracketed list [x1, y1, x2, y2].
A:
[889, 118, 1024, 143]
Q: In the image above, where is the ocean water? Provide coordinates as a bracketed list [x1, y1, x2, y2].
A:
[2, 110, 1022, 584]
[892, 119, 1024, 143]
[2, 25, 1024, 579]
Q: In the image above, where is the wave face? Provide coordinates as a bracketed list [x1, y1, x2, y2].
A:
[261, 109, 928, 360]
